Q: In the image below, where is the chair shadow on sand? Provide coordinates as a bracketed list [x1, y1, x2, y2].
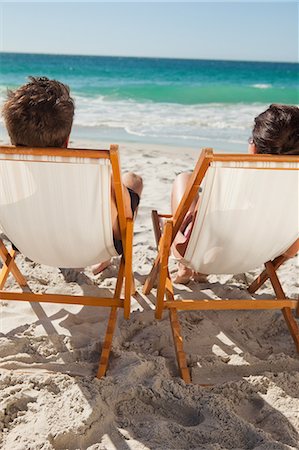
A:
[136, 272, 299, 447]
[134, 269, 299, 382]
[1, 258, 137, 449]
[2, 261, 299, 449]
[74, 272, 299, 448]
[1, 267, 112, 375]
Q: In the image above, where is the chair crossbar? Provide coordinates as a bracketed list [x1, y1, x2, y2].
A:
[0, 146, 110, 159]
[164, 299, 298, 310]
[0, 291, 124, 308]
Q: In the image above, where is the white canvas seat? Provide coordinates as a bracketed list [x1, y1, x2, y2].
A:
[0, 154, 117, 267]
[182, 160, 299, 274]
[0, 145, 134, 378]
[143, 149, 299, 383]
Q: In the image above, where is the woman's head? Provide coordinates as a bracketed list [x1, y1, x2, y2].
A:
[250, 104, 299, 155]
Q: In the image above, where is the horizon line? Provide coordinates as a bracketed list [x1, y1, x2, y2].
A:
[0, 50, 298, 65]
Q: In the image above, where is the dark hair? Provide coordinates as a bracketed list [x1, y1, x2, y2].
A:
[252, 104, 299, 155]
[2, 76, 74, 147]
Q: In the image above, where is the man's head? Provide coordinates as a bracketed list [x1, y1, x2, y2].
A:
[2, 76, 74, 147]
[250, 104, 299, 155]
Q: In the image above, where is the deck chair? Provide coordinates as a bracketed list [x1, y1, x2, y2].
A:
[0, 144, 134, 377]
[143, 148, 299, 383]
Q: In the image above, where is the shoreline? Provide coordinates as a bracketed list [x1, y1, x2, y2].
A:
[1, 125, 246, 156]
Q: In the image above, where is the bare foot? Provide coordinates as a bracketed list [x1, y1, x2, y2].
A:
[193, 272, 208, 283]
[60, 268, 84, 283]
[173, 263, 208, 285]
[92, 259, 111, 275]
[173, 262, 193, 284]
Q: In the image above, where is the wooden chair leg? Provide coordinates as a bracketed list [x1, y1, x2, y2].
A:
[0, 240, 27, 288]
[152, 210, 162, 247]
[131, 273, 136, 295]
[248, 254, 287, 294]
[282, 308, 299, 352]
[248, 239, 299, 294]
[143, 211, 170, 296]
[0, 253, 13, 290]
[124, 219, 133, 320]
[265, 261, 299, 352]
[154, 212, 174, 299]
[156, 221, 172, 319]
[97, 306, 118, 378]
[169, 308, 191, 383]
[143, 255, 160, 295]
[166, 276, 174, 301]
[114, 256, 125, 299]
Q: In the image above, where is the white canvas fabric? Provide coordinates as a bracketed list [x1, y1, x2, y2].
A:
[0, 154, 118, 267]
[183, 160, 299, 274]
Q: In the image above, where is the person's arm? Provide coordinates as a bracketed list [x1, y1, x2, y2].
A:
[110, 180, 132, 240]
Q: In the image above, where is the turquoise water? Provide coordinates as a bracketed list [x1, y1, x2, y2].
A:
[0, 53, 298, 151]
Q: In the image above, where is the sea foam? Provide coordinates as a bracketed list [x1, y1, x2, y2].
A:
[72, 94, 266, 148]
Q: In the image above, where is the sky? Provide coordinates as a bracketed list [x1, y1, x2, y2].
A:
[0, 2, 298, 63]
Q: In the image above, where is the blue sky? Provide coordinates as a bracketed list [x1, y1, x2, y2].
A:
[0, 2, 298, 62]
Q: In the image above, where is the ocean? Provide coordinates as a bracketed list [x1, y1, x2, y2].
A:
[0, 52, 298, 152]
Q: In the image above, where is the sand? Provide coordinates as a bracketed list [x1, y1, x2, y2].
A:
[0, 141, 298, 450]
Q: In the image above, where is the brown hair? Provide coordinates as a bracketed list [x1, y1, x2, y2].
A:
[252, 104, 299, 155]
[2, 76, 75, 147]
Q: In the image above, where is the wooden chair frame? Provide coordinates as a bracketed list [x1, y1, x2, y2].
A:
[0, 144, 134, 378]
[143, 148, 299, 384]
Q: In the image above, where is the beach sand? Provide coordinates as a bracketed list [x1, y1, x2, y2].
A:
[0, 141, 298, 450]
